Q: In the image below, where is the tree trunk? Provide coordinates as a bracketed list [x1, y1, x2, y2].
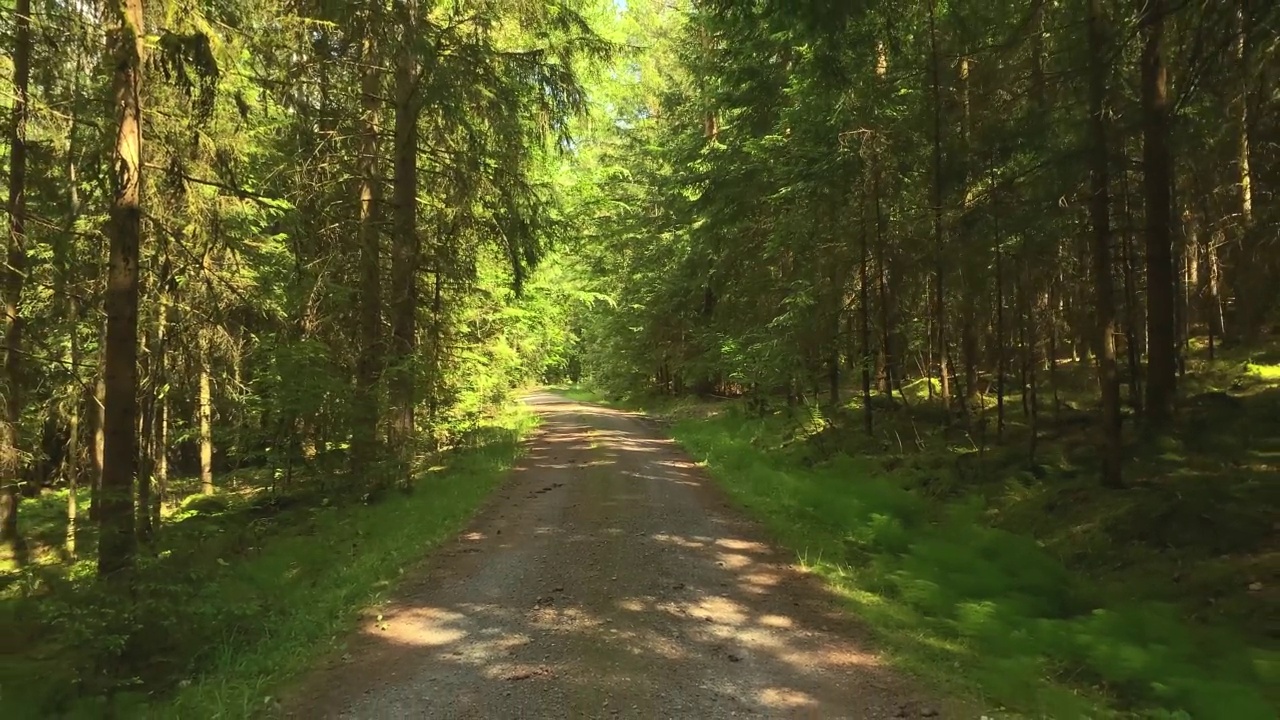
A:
[1, 0, 32, 557]
[1140, 0, 1176, 429]
[99, 0, 145, 578]
[66, 299, 81, 556]
[137, 322, 154, 545]
[352, 15, 384, 478]
[1047, 265, 1062, 419]
[928, 0, 951, 409]
[1120, 164, 1143, 413]
[1204, 196, 1224, 358]
[152, 290, 170, 529]
[1019, 268, 1039, 465]
[90, 352, 105, 522]
[428, 267, 444, 428]
[142, 268, 169, 535]
[859, 191, 873, 436]
[63, 92, 83, 557]
[1088, 0, 1123, 488]
[992, 160, 1006, 442]
[199, 353, 214, 495]
[388, 0, 420, 477]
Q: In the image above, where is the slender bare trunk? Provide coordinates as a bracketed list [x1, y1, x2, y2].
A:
[928, 0, 951, 410]
[199, 354, 213, 495]
[389, 0, 420, 477]
[89, 353, 105, 521]
[1140, 0, 1176, 428]
[874, 173, 893, 400]
[1120, 164, 1143, 413]
[152, 289, 169, 528]
[1088, 0, 1123, 487]
[1229, 0, 1262, 339]
[1, 0, 32, 556]
[99, 0, 145, 578]
[66, 300, 81, 556]
[352, 15, 384, 477]
[859, 190, 873, 435]
[63, 99, 83, 557]
[992, 160, 1006, 442]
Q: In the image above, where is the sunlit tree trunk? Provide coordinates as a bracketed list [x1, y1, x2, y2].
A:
[88, 349, 105, 521]
[140, 259, 169, 540]
[199, 348, 213, 496]
[1, 0, 32, 556]
[138, 331, 153, 544]
[66, 299, 81, 556]
[152, 289, 170, 529]
[62, 93, 84, 557]
[1229, 0, 1262, 339]
[99, 0, 145, 578]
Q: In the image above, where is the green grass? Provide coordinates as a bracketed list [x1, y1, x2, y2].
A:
[0, 406, 537, 720]
[563, 358, 1279, 720]
[1246, 362, 1280, 381]
[659, 406, 1276, 719]
[548, 383, 617, 406]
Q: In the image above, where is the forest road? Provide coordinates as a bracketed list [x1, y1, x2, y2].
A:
[285, 392, 953, 720]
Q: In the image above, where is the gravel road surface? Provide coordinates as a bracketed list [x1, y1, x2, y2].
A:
[286, 393, 955, 719]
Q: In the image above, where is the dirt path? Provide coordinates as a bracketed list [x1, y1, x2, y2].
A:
[286, 393, 953, 719]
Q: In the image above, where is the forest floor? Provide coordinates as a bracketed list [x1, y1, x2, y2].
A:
[282, 391, 954, 719]
[0, 409, 535, 718]
[563, 342, 1279, 719]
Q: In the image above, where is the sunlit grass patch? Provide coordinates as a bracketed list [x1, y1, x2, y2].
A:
[1245, 362, 1280, 381]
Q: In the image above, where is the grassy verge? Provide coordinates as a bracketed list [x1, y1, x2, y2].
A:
[0, 405, 537, 720]
[564, 384, 1277, 719]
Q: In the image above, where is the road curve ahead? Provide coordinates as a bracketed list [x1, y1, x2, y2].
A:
[286, 392, 948, 719]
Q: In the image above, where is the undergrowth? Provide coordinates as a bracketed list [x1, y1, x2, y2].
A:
[669, 408, 1275, 719]
[568, 345, 1280, 719]
[0, 406, 536, 719]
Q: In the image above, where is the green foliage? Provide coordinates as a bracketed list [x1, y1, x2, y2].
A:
[0, 406, 536, 718]
[658, 401, 1275, 719]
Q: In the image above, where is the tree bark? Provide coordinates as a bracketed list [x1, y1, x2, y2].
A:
[1120, 164, 1143, 413]
[63, 89, 84, 557]
[1, 0, 32, 556]
[1229, 0, 1264, 339]
[199, 352, 213, 495]
[66, 302, 81, 557]
[859, 191, 873, 436]
[152, 290, 170, 529]
[928, 0, 951, 409]
[352, 11, 385, 478]
[874, 172, 894, 401]
[90, 351, 105, 522]
[1088, 0, 1123, 488]
[1140, 0, 1176, 428]
[388, 0, 421, 477]
[992, 159, 1006, 442]
[99, 0, 145, 578]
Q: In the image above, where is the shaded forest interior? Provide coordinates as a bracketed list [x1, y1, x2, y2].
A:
[1, 0, 1278, 718]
